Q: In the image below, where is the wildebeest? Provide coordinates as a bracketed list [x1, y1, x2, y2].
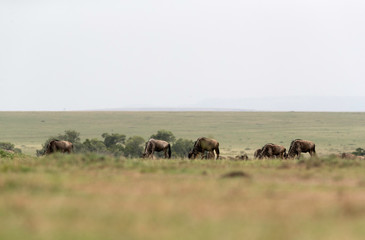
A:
[259, 143, 286, 159]
[142, 138, 171, 159]
[254, 149, 262, 159]
[188, 137, 220, 160]
[45, 140, 73, 155]
[286, 139, 316, 159]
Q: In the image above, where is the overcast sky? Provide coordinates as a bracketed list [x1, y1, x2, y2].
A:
[1, 0, 364, 111]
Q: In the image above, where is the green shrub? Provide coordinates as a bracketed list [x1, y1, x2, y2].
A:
[150, 130, 176, 143]
[172, 138, 194, 158]
[0, 149, 14, 159]
[124, 136, 145, 158]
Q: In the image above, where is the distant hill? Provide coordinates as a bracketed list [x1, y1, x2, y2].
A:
[91, 108, 251, 112]
[194, 96, 365, 112]
[95, 96, 365, 112]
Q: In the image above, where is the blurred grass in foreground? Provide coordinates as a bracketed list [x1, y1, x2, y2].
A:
[1, 153, 365, 240]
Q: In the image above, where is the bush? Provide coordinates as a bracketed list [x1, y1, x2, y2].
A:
[101, 133, 126, 157]
[124, 136, 145, 158]
[150, 130, 176, 143]
[0, 142, 22, 154]
[59, 130, 81, 143]
[0, 149, 14, 159]
[102, 133, 126, 148]
[172, 138, 194, 158]
[79, 139, 108, 154]
[0, 142, 15, 151]
[352, 147, 365, 156]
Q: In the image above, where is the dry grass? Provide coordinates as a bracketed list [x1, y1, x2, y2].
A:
[1, 154, 365, 239]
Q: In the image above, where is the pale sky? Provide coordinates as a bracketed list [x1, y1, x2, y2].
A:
[1, 0, 364, 111]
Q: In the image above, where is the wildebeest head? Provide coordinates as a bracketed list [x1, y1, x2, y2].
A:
[188, 149, 195, 159]
[254, 149, 262, 159]
[44, 140, 57, 155]
[188, 140, 200, 159]
[287, 141, 299, 158]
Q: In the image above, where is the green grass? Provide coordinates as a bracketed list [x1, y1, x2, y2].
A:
[1, 111, 365, 156]
[1, 154, 365, 240]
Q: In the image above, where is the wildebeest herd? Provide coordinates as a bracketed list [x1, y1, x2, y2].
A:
[44, 137, 322, 160]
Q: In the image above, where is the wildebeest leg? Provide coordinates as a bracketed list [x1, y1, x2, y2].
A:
[164, 148, 168, 158]
[52, 144, 58, 153]
[215, 147, 220, 160]
[150, 143, 155, 159]
[296, 149, 301, 159]
[309, 150, 316, 158]
[267, 148, 274, 158]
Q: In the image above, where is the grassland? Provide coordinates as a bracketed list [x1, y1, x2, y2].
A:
[1, 111, 365, 156]
[1, 112, 365, 239]
[1, 154, 365, 240]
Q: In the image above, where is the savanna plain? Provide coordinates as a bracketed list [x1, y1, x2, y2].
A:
[1, 111, 365, 240]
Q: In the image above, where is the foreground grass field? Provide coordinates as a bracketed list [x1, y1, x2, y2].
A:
[1, 112, 365, 239]
[1, 111, 365, 156]
[1, 153, 365, 240]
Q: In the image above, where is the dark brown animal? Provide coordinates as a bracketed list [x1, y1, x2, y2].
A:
[259, 143, 286, 159]
[286, 139, 316, 159]
[188, 137, 220, 160]
[45, 140, 73, 154]
[142, 138, 171, 159]
[254, 149, 262, 159]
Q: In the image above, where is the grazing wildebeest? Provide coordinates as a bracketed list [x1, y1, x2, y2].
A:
[259, 143, 286, 159]
[254, 149, 262, 159]
[188, 137, 220, 160]
[286, 139, 316, 159]
[45, 140, 73, 155]
[142, 138, 171, 159]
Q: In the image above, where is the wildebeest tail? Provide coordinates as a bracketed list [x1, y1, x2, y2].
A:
[168, 144, 171, 159]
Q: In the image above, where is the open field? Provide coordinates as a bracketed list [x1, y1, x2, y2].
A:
[1, 154, 365, 240]
[1, 111, 365, 156]
[1, 112, 365, 239]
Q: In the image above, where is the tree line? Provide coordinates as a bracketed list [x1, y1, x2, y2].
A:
[34, 129, 194, 158]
